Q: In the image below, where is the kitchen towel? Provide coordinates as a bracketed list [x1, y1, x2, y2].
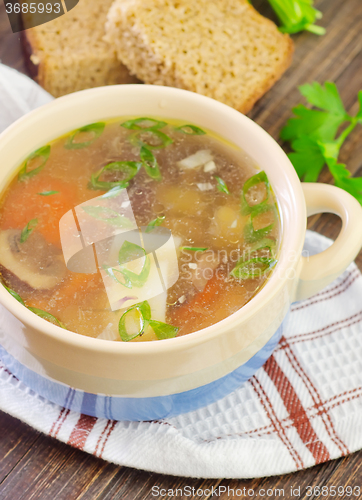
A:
[0, 64, 362, 478]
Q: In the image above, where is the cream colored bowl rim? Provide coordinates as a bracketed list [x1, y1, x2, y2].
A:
[0, 85, 306, 354]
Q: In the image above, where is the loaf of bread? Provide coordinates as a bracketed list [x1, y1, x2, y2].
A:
[105, 0, 294, 114]
[22, 0, 138, 97]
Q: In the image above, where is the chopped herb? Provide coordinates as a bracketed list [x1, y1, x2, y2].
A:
[122, 257, 151, 288]
[281, 82, 362, 204]
[129, 129, 173, 150]
[244, 218, 274, 244]
[18, 145, 51, 181]
[248, 238, 277, 257]
[149, 320, 179, 340]
[180, 246, 209, 252]
[117, 241, 151, 288]
[146, 215, 165, 233]
[121, 117, 167, 130]
[265, 0, 325, 35]
[37, 190, 59, 196]
[2, 283, 25, 306]
[243, 204, 277, 244]
[82, 206, 133, 228]
[118, 240, 146, 265]
[230, 257, 276, 279]
[215, 176, 230, 194]
[20, 218, 38, 243]
[175, 124, 206, 135]
[100, 186, 125, 199]
[103, 266, 132, 288]
[240, 171, 271, 216]
[140, 146, 162, 180]
[118, 300, 179, 341]
[90, 161, 141, 190]
[118, 301, 151, 342]
[28, 307, 66, 328]
[65, 122, 105, 150]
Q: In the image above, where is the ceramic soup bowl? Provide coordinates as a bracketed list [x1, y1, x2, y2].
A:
[0, 85, 361, 421]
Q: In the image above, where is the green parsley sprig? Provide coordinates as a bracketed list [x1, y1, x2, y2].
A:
[266, 0, 325, 35]
[281, 82, 362, 204]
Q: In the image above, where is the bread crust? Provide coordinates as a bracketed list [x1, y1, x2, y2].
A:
[106, 0, 294, 114]
[21, 29, 45, 88]
[238, 37, 294, 114]
[21, 0, 138, 97]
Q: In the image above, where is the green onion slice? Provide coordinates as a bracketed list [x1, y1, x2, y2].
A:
[241, 171, 271, 216]
[174, 124, 206, 135]
[129, 130, 173, 150]
[140, 146, 162, 180]
[100, 186, 125, 199]
[149, 320, 179, 340]
[121, 117, 167, 130]
[230, 257, 276, 280]
[28, 307, 66, 329]
[18, 145, 51, 181]
[118, 240, 146, 265]
[103, 266, 132, 289]
[146, 215, 165, 233]
[120, 258, 151, 288]
[2, 283, 25, 306]
[20, 218, 38, 243]
[65, 122, 105, 150]
[243, 220, 274, 244]
[82, 206, 133, 228]
[37, 190, 59, 196]
[248, 238, 277, 257]
[118, 241, 150, 288]
[243, 202, 277, 243]
[179, 246, 209, 252]
[119, 301, 151, 342]
[90, 161, 141, 190]
[215, 176, 230, 194]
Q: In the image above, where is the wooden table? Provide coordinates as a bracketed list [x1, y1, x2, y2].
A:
[1, 0, 362, 498]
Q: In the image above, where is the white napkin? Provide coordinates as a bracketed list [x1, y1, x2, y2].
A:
[0, 63, 53, 134]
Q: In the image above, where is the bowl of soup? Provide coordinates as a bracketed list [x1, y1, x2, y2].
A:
[0, 85, 361, 421]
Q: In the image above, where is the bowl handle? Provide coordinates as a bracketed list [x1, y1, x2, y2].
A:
[294, 183, 362, 302]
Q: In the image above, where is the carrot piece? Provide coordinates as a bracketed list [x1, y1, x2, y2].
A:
[0, 177, 78, 247]
[26, 272, 104, 313]
[54, 272, 103, 306]
[168, 273, 223, 331]
[168, 272, 248, 335]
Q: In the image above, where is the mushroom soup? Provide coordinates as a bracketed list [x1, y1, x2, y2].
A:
[0, 118, 280, 341]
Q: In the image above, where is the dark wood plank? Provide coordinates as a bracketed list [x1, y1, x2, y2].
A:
[0, 3, 27, 74]
[0, 411, 40, 482]
[1, 0, 362, 498]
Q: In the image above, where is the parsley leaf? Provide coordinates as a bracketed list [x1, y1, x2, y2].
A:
[266, 0, 325, 35]
[299, 82, 346, 115]
[281, 82, 362, 205]
[356, 91, 362, 122]
[288, 137, 326, 182]
[280, 105, 343, 142]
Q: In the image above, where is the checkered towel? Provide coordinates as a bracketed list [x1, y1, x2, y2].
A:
[1, 64, 362, 478]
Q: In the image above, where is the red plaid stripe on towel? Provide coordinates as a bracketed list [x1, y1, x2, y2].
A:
[1, 231, 362, 478]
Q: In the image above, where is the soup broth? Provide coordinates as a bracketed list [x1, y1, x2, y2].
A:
[0, 117, 280, 341]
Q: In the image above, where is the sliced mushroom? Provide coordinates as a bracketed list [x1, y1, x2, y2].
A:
[0, 229, 67, 290]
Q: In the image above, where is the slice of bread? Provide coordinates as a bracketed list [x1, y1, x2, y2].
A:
[22, 0, 138, 97]
[105, 0, 294, 114]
